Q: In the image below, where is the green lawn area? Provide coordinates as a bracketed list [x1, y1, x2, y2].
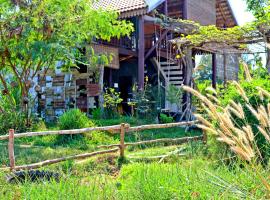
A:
[0, 152, 265, 199]
[0, 118, 266, 199]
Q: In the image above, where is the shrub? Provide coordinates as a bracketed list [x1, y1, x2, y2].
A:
[159, 114, 174, 124]
[58, 109, 92, 130]
[0, 88, 29, 134]
[92, 108, 102, 120]
[57, 109, 94, 144]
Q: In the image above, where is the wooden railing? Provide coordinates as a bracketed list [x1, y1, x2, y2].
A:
[0, 121, 202, 171]
[97, 34, 137, 51]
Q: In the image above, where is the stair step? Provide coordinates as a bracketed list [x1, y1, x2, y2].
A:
[170, 80, 184, 85]
[160, 62, 175, 66]
[164, 71, 183, 75]
[169, 76, 184, 81]
[161, 65, 180, 69]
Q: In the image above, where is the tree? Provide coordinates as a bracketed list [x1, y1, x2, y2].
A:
[0, 0, 133, 113]
[244, 0, 270, 72]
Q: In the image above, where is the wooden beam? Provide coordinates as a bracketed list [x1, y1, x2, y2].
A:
[119, 48, 137, 57]
[6, 148, 119, 171]
[138, 16, 145, 90]
[212, 53, 217, 89]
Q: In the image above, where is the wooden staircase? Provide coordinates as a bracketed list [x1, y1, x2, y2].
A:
[152, 58, 184, 88]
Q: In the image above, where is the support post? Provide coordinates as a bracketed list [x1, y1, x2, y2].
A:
[8, 129, 15, 170]
[182, 48, 193, 121]
[183, 0, 188, 19]
[138, 16, 145, 90]
[164, 0, 168, 16]
[212, 53, 217, 89]
[119, 123, 126, 158]
[223, 54, 227, 86]
[98, 65, 105, 111]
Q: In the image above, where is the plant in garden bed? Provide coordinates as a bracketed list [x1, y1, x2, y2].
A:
[129, 78, 160, 121]
[103, 88, 123, 118]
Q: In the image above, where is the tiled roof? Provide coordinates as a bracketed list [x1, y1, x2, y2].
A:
[93, 0, 148, 18]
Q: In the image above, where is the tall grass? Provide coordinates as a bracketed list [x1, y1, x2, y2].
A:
[0, 159, 266, 199]
[183, 80, 270, 195]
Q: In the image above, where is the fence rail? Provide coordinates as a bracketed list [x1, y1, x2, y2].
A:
[0, 121, 201, 172]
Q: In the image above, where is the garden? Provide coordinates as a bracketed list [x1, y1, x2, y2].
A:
[1, 0, 270, 199]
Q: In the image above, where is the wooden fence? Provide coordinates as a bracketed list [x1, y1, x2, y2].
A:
[0, 121, 202, 171]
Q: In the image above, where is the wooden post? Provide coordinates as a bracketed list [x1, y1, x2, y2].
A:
[223, 54, 227, 86]
[8, 129, 15, 170]
[164, 0, 168, 16]
[183, 0, 188, 19]
[138, 16, 145, 90]
[183, 47, 193, 120]
[119, 123, 126, 157]
[212, 53, 217, 89]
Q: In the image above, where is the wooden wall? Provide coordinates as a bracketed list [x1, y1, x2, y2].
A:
[186, 0, 216, 25]
[216, 54, 239, 81]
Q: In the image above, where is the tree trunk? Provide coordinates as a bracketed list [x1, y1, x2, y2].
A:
[98, 65, 105, 112]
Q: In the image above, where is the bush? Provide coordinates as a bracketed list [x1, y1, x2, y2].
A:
[57, 109, 94, 144]
[0, 88, 29, 134]
[0, 111, 27, 134]
[159, 114, 174, 124]
[219, 78, 270, 163]
[190, 76, 270, 164]
[58, 109, 92, 130]
[92, 108, 102, 120]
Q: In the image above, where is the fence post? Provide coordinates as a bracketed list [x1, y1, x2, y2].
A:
[8, 129, 15, 170]
[119, 123, 126, 158]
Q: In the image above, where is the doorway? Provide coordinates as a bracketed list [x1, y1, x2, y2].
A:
[119, 76, 133, 115]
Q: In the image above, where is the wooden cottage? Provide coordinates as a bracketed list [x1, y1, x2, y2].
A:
[37, 0, 239, 120]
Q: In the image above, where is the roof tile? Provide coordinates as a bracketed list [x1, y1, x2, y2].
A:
[93, 0, 147, 14]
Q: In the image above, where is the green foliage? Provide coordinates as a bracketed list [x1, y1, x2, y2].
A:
[0, 86, 29, 134]
[92, 108, 102, 120]
[217, 78, 270, 162]
[172, 23, 255, 49]
[58, 109, 92, 130]
[194, 55, 213, 81]
[0, 0, 133, 112]
[130, 80, 160, 120]
[57, 109, 94, 143]
[166, 84, 183, 105]
[159, 114, 174, 124]
[245, 0, 268, 18]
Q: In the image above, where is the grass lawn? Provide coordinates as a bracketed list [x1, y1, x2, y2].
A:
[0, 152, 265, 199]
[0, 117, 265, 199]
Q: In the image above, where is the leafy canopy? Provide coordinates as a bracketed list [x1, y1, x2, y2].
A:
[0, 0, 133, 100]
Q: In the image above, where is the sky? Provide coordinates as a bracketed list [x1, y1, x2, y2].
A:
[228, 0, 255, 25]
